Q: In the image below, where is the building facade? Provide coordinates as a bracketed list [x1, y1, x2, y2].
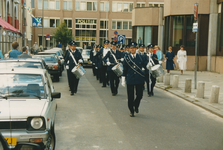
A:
[32, 0, 164, 49]
[0, 0, 30, 54]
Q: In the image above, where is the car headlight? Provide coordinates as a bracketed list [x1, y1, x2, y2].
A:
[27, 117, 46, 131]
[31, 118, 43, 129]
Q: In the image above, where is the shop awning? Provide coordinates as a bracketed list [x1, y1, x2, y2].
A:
[0, 18, 21, 34]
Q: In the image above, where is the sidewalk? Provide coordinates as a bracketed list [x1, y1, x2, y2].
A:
[155, 70, 223, 118]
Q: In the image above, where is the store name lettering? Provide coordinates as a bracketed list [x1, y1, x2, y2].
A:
[77, 19, 96, 24]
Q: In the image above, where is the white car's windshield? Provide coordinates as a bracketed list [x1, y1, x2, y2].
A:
[34, 56, 57, 63]
[0, 74, 46, 99]
[82, 50, 90, 55]
[0, 62, 43, 69]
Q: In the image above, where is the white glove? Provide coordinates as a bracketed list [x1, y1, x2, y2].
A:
[78, 59, 83, 63]
[66, 65, 69, 69]
[107, 62, 111, 66]
[93, 63, 95, 65]
[121, 58, 124, 62]
[146, 63, 151, 70]
[142, 68, 145, 71]
[95, 67, 98, 69]
[121, 76, 126, 87]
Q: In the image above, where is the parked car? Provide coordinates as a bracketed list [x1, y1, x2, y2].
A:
[44, 49, 64, 65]
[0, 68, 60, 150]
[0, 58, 47, 69]
[76, 47, 83, 53]
[51, 47, 64, 56]
[37, 52, 63, 76]
[81, 49, 92, 67]
[33, 55, 61, 82]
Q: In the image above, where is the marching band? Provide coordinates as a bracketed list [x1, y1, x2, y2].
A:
[66, 40, 165, 117]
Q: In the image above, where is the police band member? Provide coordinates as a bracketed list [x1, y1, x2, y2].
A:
[96, 45, 103, 82]
[147, 44, 159, 96]
[121, 42, 148, 117]
[64, 40, 84, 95]
[90, 45, 97, 76]
[103, 41, 122, 96]
[96, 40, 110, 87]
[64, 42, 72, 89]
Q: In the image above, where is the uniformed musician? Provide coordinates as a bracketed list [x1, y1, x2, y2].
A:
[121, 42, 148, 117]
[64, 40, 83, 95]
[64, 41, 72, 90]
[147, 44, 159, 96]
[103, 41, 122, 96]
[96, 40, 110, 87]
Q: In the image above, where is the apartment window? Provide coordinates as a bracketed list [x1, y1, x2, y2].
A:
[148, 2, 164, 7]
[100, 20, 108, 29]
[76, 1, 97, 11]
[49, 1, 55, 9]
[44, 19, 49, 27]
[43, 0, 48, 9]
[112, 2, 133, 12]
[56, 1, 60, 10]
[112, 20, 132, 30]
[64, 1, 72, 10]
[64, 19, 72, 28]
[50, 19, 60, 27]
[100, 2, 109, 11]
[31, 0, 35, 8]
[136, 2, 145, 7]
[38, 0, 42, 9]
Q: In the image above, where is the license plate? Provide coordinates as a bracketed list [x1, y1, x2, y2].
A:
[88, 62, 92, 64]
[4, 137, 17, 145]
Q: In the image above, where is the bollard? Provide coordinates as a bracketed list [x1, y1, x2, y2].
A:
[164, 73, 170, 85]
[209, 85, 220, 103]
[196, 81, 205, 98]
[158, 75, 163, 83]
[172, 75, 179, 88]
[184, 78, 192, 93]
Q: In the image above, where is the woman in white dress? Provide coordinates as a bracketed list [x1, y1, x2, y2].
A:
[177, 45, 187, 75]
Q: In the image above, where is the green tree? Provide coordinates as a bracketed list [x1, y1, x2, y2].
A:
[53, 22, 73, 51]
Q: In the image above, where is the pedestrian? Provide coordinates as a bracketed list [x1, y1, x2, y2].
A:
[57, 42, 62, 48]
[9, 41, 22, 58]
[84, 44, 87, 49]
[64, 40, 83, 95]
[17, 47, 32, 58]
[96, 40, 110, 87]
[177, 45, 187, 75]
[103, 41, 122, 96]
[33, 42, 39, 54]
[147, 45, 159, 97]
[155, 45, 164, 65]
[0, 50, 4, 59]
[122, 42, 148, 117]
[165, 46, 175, 74]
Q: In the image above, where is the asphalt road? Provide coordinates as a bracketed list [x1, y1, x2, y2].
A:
[54, 68, 223, 150]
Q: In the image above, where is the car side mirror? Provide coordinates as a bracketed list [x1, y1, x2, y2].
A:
[51, 92, 61, 99]
[15, 143, 41, 150]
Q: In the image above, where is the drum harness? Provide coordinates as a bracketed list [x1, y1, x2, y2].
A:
[69, 51, 78, 66]
[124, 54, 145, 78]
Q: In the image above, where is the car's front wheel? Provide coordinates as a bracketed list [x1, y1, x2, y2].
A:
[45, 126, 56, 150]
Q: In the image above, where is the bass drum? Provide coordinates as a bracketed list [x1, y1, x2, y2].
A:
[151, 65, 164, 78]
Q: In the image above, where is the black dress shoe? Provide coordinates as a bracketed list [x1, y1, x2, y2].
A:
[148, 94, 152, 97]
[135, 108, 139, 113]
[102, 86, 106, 88]
[151, 92, 154, 96]
[70, 92, 74, 96]
[130, 113, 135, 117]
[112, 93, 117, 96]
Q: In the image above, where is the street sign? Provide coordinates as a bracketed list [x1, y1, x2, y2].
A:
[46, 34, 50, 40]
[192, 23, 198, 32]
[114, 30, 118, 35]
[113, 36, 117, 41]
[117, 35, 126, 44]
[194, 3, 198, 21]
[32, 17, 42, 27]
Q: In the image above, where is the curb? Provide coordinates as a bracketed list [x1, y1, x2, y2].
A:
[155, 84, 223, 119]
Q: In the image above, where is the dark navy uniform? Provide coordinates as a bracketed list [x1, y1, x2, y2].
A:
[90, 46, 97, 76]
[103, 41, 122, 95]
[96, 40, 110, 87]
[64, 41, 83, 95]
[122, 42, 148, 117]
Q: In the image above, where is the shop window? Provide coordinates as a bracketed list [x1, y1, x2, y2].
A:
[185, 16, 195, 47]
[172, 16, 184, 47]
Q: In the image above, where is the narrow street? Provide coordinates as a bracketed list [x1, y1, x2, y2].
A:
[54, 68, 223, 150]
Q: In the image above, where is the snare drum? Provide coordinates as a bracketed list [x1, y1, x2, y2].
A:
[71, 64, 86, 79]
[112, 63, 123, 77]
[151, 64, 164, 78]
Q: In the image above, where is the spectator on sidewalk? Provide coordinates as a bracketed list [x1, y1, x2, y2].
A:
[155, 45, 164, 65]
[17, 47, 32, 58]
[9, 41, 22, 58]
[33, 42, 39, 54]
[165, 46, 175, 74]
[0, 50, 4, 59]
[177, 45, 187, 75]
[57, 42, 62, 48]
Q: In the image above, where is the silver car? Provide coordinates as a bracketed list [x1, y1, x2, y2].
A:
[81, 49, 92, 67]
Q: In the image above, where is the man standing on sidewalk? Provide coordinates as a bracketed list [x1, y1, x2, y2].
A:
[9, 41, 22, 58]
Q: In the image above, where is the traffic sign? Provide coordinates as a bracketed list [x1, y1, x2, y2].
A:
[192, 23, 198, 32]
[113, 36, 117, 41]
[117, 35, 126, 44]
[114, 30, 118, 35]
[32, 17, 42, 27]
[46, 34, 50, 40]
